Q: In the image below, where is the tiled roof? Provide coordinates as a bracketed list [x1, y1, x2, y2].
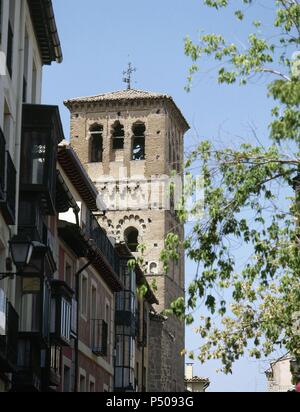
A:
[64, 88, 171, 104]
[185, 377, 210, 383]
[64, 88, 190, 131]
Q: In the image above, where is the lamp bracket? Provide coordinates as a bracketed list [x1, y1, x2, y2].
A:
[0, 273, 19, 280]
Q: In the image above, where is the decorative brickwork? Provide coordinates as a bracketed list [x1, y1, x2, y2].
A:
[64, 88, 189, 392]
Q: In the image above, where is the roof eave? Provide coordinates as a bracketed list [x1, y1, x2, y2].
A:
[63, 94, 190, 132]
[57, 145, 99, 212]
[27, 0, 63, 65]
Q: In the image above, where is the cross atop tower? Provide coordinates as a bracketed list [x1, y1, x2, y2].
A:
[122, 62, 136, 90]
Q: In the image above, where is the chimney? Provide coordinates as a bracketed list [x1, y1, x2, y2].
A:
[185, 363, 194, 380]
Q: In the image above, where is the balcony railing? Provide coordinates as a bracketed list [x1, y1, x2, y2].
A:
[0, 128, 5, 200]
[91, 319, 108, 357]
[115, 291, 136, 336]
[0, 289, 19, 372]
[86, 211, 120, 275]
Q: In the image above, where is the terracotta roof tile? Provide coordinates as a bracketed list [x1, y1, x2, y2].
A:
[64, 88, 170, 104]
[185, 377, 210, 383]
[64, 88, 190, 131]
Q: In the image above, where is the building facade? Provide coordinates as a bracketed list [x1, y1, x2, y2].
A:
[265, 355, 295, 392]
[0, 0, 62, 392]
[184, 364, 210, 393]
[57, 142, 123, 392]
[64, 88, 190, 391]
[1, 2, 189, 392]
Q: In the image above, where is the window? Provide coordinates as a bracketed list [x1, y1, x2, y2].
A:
[71, 297, 77, 334]
[23, 30, 29, 102]
[143, 367, 147, 392]
[149, 262, 158, 275]
[91, 284, 97, 319]
[0, 287, 6, 334]
[124, 227, 139, 252]
[105, 301, 110, 358]
[20, 278, 41, 333]
[136, 361, 139, 389]
[89, 377, 95, 392]
[60, 297, 71, 342]
[79, 371, 86, 392]
[63, 364, 71, 392]
[7, 0, 15, 77]
[50, 345, 62, 377]
[4, 101, 12, 145]
[115, 334, 135, 390]
[31, 61, 37, 103]
[65, 261, 72, 288]
[90, 282, 97, 345]
[132, 122, 145, 161]
[112, 121, 124, 150]
[80, 274, 88, 318]
[89, 124, 103, 162]
[0, 0, 2, 44]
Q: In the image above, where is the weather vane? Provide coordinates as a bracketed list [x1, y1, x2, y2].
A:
[123, 62, 136, 90]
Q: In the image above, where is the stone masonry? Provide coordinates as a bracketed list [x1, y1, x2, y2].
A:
[64, 88, 190, 392]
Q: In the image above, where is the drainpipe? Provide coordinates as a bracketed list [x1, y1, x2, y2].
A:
[73, 253, 96, 393]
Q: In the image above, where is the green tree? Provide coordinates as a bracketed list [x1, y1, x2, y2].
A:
[162, 0, 300, 373]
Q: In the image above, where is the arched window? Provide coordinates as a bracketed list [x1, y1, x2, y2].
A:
[112, 121, 125, 150]
[90, 124, 103, 162]
[149, 262, 158, 275]
[124, 227, 139, 252]
[132, 122, 145, 161]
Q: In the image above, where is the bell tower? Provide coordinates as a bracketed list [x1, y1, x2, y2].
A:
[64, 88, 189, 392]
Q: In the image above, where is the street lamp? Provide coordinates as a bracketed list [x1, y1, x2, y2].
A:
[0, 238, 48, 280]
[9, 238, 34, 271]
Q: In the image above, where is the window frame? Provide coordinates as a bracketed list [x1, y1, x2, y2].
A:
[80, 273, 88, 320]
[79, 368, 87, 393]
[112, 121, 125, 150]
[132, 122, 146, 161]
[62, 357, 72, 392]
[89, 375, 96, 392]
[89, 125, 103, 163]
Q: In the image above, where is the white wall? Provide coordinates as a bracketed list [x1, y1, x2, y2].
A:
[0, 0, 43, 304]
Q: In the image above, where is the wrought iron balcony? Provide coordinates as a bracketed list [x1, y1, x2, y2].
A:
[0, 128, 5, 200]
[0, 289, 19, 372]
[91, 319, 108, 357]
[86, 211, 120, 275]
[116, 294, 136, 337]
[0, 151, 16, 225]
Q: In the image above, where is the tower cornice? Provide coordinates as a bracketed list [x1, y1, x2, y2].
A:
[64, 88, 190, 133]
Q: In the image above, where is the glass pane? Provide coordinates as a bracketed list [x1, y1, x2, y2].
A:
[22, 131, 48, 185]
[20, 293, 40, 332]
[0, 288, 6, 335]
[115, 367, 123, 388]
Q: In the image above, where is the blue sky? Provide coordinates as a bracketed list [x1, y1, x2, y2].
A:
[42, 0, 283, 392]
